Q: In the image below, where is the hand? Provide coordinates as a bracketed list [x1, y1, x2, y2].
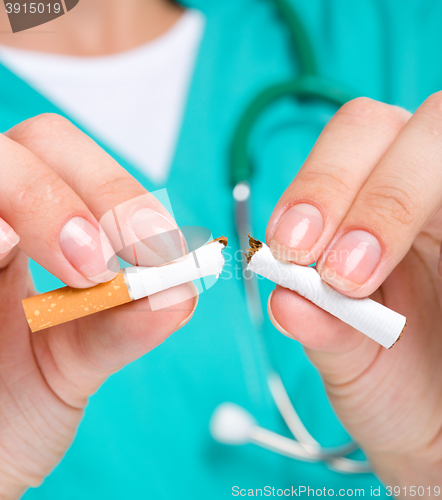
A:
[0, 115, 196, 498]
[266, 96, 442, 488]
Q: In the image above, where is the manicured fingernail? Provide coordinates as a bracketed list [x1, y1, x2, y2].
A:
[176, 291, 199, 330]
[267, 291, 292, 338]
[60, 217, 119, 283]
[318, 230, 381, 291]
[130, 208, 186, 262]
[270, 204, 323, 262]
[0, 219, 20, 257]
[148, 282, 199, 328]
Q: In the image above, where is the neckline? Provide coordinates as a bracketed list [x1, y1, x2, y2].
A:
[0, 10, 204, 80]
[0, 8, 207, 190]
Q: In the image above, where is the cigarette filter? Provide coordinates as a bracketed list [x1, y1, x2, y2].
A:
[246, 237, 405, 349]
[23, 237, 228, 332]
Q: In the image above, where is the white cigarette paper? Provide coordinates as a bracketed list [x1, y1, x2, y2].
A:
[124, 238, 227, 301]
[246, 238, 405, 349]
[23, 237, 227, 332]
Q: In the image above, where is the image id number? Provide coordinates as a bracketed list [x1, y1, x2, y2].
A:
[386, 486, 440, 497]
[5, 3, 62, 14]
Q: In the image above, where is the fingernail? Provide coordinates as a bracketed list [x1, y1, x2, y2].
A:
[0, 219, 20, 256]
[148, 281, 199, 321]
[176, 291, 199, 330]
[60, 217, 119, 283]
[151, 282, 199, 330]
[130, 208, 186, 262]
[318, 230, 381, 291]
[267, 291, 292, 338]
[270, 204, 323, 262]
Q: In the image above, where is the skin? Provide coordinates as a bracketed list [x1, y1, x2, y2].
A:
[0, 0, 440, 496]
[0, 0, 183, 55]
[267, 97, 442, 488]
[0, 2, 196, 498]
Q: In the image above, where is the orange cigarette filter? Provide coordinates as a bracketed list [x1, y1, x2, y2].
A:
[23, 237, 228, 333]
[23, 273, 132, 332]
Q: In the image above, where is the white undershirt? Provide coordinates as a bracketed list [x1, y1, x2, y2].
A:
[0, 10, 205, 184]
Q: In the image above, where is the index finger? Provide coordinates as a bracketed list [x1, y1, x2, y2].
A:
[316, 92, 442, 296]
[266, 98, 410, 266]
[6, 114, 187, 267]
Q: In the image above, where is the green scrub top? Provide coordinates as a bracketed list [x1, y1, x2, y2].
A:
[0, 0, 441, 497]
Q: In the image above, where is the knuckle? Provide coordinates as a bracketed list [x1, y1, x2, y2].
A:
[301, 162, 354, 199]
[338, 97, 386, 124]
[339, 97, 380, 118]
[7, 113, 74, 144]
[338, 97, 408, 132]
[422, 91, 442, 112]
[92, 176, 141, 202]
[9, 168, 66, 220]
[361, 181, 421, 226]
[419, 91, 442, 125]
[29, 113, 70, 129]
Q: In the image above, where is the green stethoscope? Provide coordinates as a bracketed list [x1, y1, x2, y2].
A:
[210, 0, 371, 475]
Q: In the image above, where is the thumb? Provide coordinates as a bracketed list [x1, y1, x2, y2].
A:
[32, 282, 198, 409]
[268, 285, 381, 385]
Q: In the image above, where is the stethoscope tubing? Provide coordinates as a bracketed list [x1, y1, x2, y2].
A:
[230, 75, 358, 186]
[225, 0, 370, 476]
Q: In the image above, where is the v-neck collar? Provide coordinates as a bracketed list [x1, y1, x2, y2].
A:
[0, 12, 208, 193]
[0, 61, 161, 192]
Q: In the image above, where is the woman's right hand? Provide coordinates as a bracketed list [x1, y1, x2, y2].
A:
[0, 114, 197, 498]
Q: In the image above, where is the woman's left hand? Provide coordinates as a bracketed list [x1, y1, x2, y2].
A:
[266, 95, 442, 488]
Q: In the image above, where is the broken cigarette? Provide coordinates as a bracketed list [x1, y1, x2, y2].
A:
[23, 237, 228, 332]
[246, 237, 405, 349]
